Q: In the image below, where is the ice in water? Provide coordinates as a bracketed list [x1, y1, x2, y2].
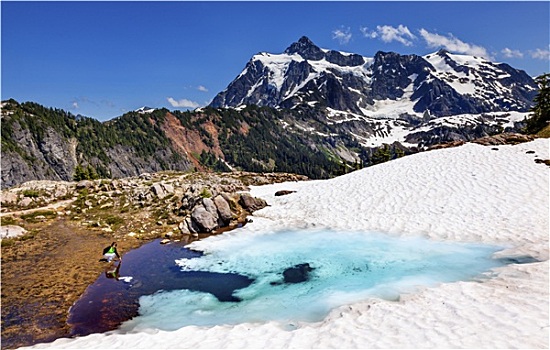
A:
[119, 230, 506, 332]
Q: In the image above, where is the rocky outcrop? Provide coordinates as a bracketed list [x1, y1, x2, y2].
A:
[471, 133, 535, 146]
[1, 171, 303, 242]
[427, 133, 535, 151]
[0, 126, 78, 188]
[238, 193, 267, 212]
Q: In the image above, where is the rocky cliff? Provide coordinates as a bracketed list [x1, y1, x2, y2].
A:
[1, 100, 194, 188]
[1, 100, 344, 189]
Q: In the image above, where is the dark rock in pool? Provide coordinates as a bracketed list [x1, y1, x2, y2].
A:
[282, 263, 314, 284]
[497, 255, 540, 265]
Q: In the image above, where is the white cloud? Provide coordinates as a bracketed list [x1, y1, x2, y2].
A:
[197, 85, 208, 92]
[167, 97, 200, 109]
[360, 26, 378, 39]
[361, 25, 415, 46]
[501, 48, 524, 59]
[378, 25, 416, 46]
[419, 28, 490, 59]
[530, 47, 550, 60]
[72, 101, 79, 109]
[332, 27, 352, 45]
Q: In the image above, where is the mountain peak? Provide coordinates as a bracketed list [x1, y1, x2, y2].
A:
[284, 36, 324, 60]
[436, 48, 450, 57]
[211, 37, 536, 118]
[135, 106, 155, 114]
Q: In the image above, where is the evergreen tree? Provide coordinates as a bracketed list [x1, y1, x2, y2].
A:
[371, 144, 392, 165]
[73, 165, 87, 181]
[525, 73, 550, 134]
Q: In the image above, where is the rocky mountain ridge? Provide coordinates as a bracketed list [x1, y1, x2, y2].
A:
[1, 38, 540, 189]
[211, 36, 536, 116]
[1, 100, 341, 188]
[210, 36, 536, 152]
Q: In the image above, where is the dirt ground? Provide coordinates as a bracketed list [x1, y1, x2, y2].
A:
[1, 218, 148, 350]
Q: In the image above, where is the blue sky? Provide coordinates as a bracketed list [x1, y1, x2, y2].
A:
[2, 1, 549, 121]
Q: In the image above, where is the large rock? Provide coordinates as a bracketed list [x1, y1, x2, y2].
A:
[213, 195, 232, 224]
[178, 221, 190, 235]
[0, 225, 28, 239]
[239, 193, 267, 212]
[151, 183, 174, 199]
[191, 206, 218, 233]
[202, 197, 219, 221]
[1, 192, 18, 205]
[76, 180, 94, 189]
[18, 197, 33, 207]
[185, 217, 200, 234]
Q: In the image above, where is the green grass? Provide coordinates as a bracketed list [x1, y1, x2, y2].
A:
[105, 215, 124, 226]
[20, 210, 57, 223]
[200, 188, 212, 198]
[22, 189, 41, 198]
[1, 216, 17, 226]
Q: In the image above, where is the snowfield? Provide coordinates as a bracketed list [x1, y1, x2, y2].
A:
[24, 138, 549, 349]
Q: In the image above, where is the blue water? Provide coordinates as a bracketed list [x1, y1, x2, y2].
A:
[116, 230, 509, 332]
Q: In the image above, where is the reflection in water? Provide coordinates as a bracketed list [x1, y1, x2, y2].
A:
[104, 260, 121, 280]
[68, 239, 253, 337]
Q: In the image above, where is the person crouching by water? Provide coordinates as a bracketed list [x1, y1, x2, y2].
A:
[100, 242, 122, 262]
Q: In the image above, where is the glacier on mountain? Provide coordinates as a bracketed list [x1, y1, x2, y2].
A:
[210, 36, 537, 150]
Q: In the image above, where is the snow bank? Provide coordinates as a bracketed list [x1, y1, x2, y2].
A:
[24, 139, 549, 349]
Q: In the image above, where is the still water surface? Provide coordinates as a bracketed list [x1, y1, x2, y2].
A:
[69, 230, 516, 335]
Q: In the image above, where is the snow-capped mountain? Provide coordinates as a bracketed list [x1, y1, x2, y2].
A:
[209, 36, 537, 151]
[135, 106, 156, 114]
[211, 36, 536, 118]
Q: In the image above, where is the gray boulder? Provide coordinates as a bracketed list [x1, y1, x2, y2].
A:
[202, 197, 219, 221]
[185, 217, 200, 234]
[239, 193, 267, 212]
[213, 195, 232, 224]
[76, 180, 94, 189]
[178, 221, 190, 235]
[151, 183, 174, 199]
[191, 206, 218, 233]
[1, 192, 18, 205]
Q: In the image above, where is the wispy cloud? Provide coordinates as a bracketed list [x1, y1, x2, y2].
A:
[167, 97, 200, 109]
[359, 26, 377, 39]
[362, 25, 416, 47]
[501, 48, 524, 59]
[332, 27, 352, 45]
[419, 29, 490, 59]
[197, 85, 208, 92]
[530, 47, 550, 60]
[70, 97, 115, 110]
